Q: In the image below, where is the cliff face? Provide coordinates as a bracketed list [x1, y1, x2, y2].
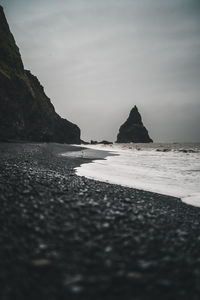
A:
[0, 6, 80, 143]
[116, 106, 153, 143]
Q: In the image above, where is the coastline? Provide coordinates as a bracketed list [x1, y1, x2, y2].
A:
[74, 143, 200, 207]
[0, 142, 200, 300]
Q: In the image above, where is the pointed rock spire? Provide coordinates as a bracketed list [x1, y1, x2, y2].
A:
[116, 106, 153, 143]
[127, 105, 142, 125]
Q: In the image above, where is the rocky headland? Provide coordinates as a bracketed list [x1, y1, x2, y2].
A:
[0, 6, 80, 143]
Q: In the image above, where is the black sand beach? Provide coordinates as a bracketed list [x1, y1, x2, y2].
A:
[0, 142, 200, 300]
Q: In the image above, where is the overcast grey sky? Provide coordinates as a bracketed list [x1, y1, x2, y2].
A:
[1, 0, 200, 142]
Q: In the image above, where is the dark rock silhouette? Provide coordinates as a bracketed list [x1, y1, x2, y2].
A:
[91, 140, 98, 145]
[90, 140, 113, 145]
[0, 6, 80, 143]
[81, 140, 90, 145]
[117, 106, 153, 143]
[99, 140, 113, 145]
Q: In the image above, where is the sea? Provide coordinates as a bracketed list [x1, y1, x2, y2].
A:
[74, 143, 200, 207]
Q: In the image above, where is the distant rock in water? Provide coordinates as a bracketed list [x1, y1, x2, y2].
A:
[99, 140, 113, 145]
[90, 140, 113, 145]
[91, 140, 98, 145]
[116, 106, 153, 143]
[0, 6, 80, 143]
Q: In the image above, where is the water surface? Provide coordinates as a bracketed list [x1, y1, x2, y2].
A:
[75, 143, 200, 207]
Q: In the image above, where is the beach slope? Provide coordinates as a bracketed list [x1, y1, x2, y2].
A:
[0, 142, 200, 300]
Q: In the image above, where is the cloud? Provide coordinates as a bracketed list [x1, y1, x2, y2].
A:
[1, 0, 200, 141]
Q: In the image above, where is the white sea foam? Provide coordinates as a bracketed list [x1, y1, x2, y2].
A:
[75, 143, 200, 207]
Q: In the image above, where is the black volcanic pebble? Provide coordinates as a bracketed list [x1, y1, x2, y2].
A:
[0, 142, 200, 300]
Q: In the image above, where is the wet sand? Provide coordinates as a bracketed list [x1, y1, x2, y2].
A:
[0, 142, 200, 300]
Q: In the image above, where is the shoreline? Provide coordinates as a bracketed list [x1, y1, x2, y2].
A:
[74, 143, 200, 208]
[0, 142, 200, 300]
[62, 145, 181, 205]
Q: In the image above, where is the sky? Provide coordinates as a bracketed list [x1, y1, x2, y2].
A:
[1, 0, 200, 142]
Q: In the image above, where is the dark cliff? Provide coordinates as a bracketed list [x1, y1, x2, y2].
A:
[116, 106, 153, 143]
[0, 6, 80, 143]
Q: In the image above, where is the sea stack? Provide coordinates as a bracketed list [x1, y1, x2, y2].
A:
[0, 6, 80, 143]
[116, 106, 153, 143]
